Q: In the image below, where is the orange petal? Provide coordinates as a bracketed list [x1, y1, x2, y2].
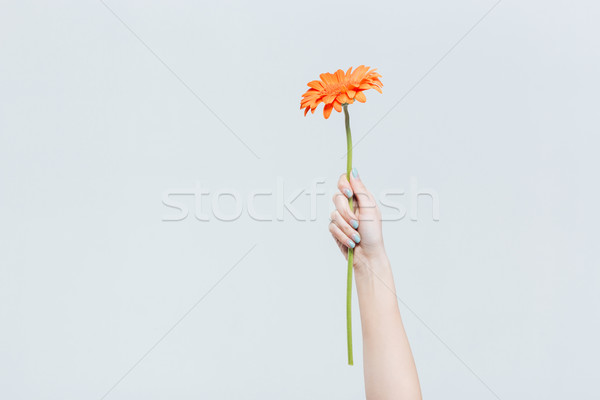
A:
[323, 94, 336, 103]
[345, 67, 353, 82]
[333, 100, 342, 112]
[337, 92, 350, 104]
[307, 80, 324, 90]
[302, 90, 318, 98]
[351, 65, 368, 82]
[320, 72, 335, 86]
[323, 103, 333, 119]
[301, 98, 314, 108]
[304, 107, 310, 116]
[309, 96, 323, 107]
[355, 91, 366, 103]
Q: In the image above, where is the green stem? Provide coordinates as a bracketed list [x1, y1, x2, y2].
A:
[343, 104, 354, 366]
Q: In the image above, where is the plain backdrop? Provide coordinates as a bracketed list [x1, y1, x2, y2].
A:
[1, 0, 599, 399]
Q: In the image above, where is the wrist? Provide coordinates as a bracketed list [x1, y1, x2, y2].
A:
[354, 247, 390, 279]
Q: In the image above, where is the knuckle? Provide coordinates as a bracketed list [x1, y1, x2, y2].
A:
[339, 208, 349, 219]
[344, 224, 354, 235]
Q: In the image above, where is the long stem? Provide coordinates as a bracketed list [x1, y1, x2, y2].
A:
[343, 104, 354, 366]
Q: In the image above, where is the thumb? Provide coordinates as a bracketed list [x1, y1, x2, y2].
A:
[349, 168, 375, 209]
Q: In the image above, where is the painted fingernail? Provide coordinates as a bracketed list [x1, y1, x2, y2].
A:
[350, 219, 359, 229]
[353, 233, 361, 244]
[352, 168, 359, 178]
[344, 188, 353, 198]
[347, 239, 356, 249]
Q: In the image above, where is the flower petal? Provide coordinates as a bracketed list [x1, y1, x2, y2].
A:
[333, 100, 342, 112]
[323, 94, 336, 103]
[307, 80, 324, 90]
[355, 91, 366, 103]
[323, 103, 333, 119]
[351, 65, 368, 82]
[337, 92, 350, 104]
[320, 72, 336, 86]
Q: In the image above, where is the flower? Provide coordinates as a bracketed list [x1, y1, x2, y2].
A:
[300, 65, 383, 119]
[299, 65, 384, 365]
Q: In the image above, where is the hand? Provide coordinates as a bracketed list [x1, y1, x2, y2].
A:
[329, 168, 386, 270]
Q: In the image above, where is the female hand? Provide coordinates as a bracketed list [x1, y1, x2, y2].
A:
[328, 168, 386, 270]
[330, 169, 422, 399]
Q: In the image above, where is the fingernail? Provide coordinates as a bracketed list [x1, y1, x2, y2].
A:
[350, 219, 359, 229]
[347, 239, 356, 249]
[352, 168, 359, 178]
[344, 188, 353, 198]
[352, 233, 361, 244]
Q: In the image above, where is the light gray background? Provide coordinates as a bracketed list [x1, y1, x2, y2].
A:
[1, 0, 599, 399]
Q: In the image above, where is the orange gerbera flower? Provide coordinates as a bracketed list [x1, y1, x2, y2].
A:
[300, 65, 383, 119]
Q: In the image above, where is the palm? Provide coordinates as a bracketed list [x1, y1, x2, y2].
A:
[330, 173, 384, 268]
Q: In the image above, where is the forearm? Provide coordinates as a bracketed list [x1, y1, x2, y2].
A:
[355, 253, 422, 400]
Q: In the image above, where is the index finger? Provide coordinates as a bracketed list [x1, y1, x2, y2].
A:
[337, 173, 353, 199]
